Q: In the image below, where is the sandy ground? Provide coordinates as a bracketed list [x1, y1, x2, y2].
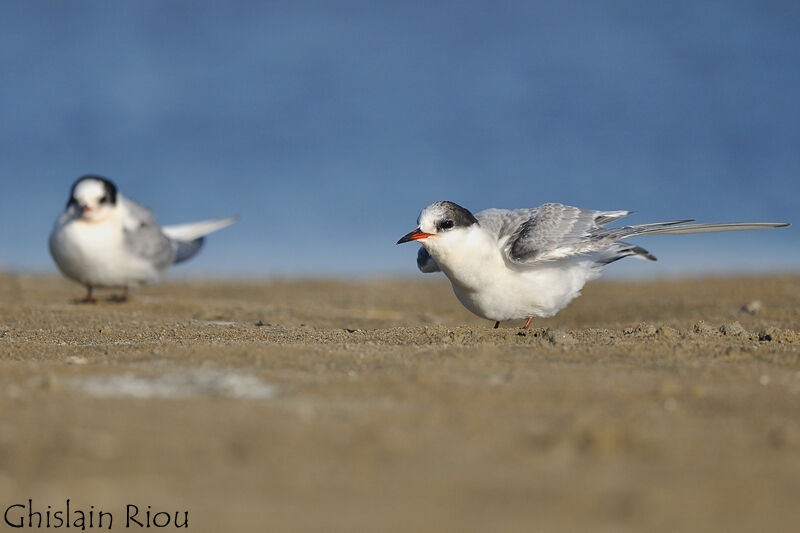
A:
[0, 273, 799, 532]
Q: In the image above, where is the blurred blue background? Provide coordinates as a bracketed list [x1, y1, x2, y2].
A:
[0, 0, 797, 279]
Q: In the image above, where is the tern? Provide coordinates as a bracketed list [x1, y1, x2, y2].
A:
[50, 175, 238, 302]
[398, 201, 789, 328]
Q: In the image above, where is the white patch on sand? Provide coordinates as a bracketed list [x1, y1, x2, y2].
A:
[71, 370, 276, 400]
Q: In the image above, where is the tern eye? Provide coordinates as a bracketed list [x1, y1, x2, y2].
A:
[99, 196, 108, 204]
[439, 219, 454, 230]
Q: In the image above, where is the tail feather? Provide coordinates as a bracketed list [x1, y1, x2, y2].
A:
[625, 219, 694, 230]
[163, 216, 238, 265]
[629, 221, 789, 236]
[592, 220, 788, 266]
[599, 221, 789, 242]
[162, 216, 239, 242]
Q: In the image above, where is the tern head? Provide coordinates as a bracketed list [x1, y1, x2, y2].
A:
[67, 175, 118, 222]
[397, 201, 479, 246]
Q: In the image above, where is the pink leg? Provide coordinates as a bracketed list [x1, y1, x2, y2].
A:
[110, 286, 129, 303]
[75, 286, 96, 304]
[523, 317, 533, 329]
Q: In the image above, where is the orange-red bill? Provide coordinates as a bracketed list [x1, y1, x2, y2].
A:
[396, 228, 434, 244]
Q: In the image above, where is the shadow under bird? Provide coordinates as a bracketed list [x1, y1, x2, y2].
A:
[49, 175, 238, 302]
[398, 201, 790, 329]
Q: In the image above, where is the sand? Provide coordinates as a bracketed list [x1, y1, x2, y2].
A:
[0, 273, 799, 532]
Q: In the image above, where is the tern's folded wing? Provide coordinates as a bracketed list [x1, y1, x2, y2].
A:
[479, 203, 788, 266]
[477, 204, 633, 264]
[120, 197, 175, 270]
[417, 247, 441, 273]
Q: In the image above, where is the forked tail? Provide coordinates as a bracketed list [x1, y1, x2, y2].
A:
[162, 216, 239, 264]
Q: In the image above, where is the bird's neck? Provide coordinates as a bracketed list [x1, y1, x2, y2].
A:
[426, 227, 504, 292]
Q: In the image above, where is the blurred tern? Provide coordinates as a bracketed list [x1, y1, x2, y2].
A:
[398, 201, 789, 328]
[50, 175, 238, 302]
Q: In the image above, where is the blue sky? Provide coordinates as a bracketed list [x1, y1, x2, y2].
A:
[0, 1, 797, 279]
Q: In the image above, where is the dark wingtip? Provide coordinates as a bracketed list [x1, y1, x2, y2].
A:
[173, 236, 205, 264]
[631, 245, 658, 261]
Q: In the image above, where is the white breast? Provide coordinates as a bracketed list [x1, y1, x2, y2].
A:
[426, 226, 603, 321]
[450, 258, 601, 321]
[49, 213, 162, 288]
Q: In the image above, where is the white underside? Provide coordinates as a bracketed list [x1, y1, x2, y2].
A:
[49, 215, 164, 288]
[423, 226, 604, 321]
[448, 257, 602, 321]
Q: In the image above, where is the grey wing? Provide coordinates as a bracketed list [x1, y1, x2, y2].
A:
[481, 202, 787, 266]
[477, 204, 628, 264]
[121, 198, 176, 270]
[478, 204, 659, 265]
[172, 238, 204, 264]
[417, 246, 441, 273]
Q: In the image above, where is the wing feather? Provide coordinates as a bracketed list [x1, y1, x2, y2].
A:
[478, 202, 789, 266]
[477, 204, 635, 264]
[417, 247, 441, 273]
[120, 197, 175, 270]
